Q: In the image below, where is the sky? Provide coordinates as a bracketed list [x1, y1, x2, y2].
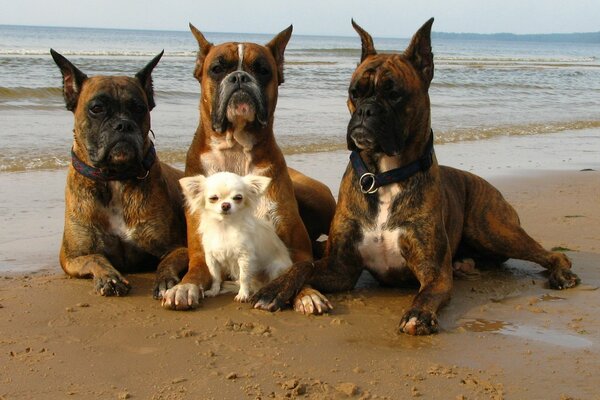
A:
[1, 0, 599, 37]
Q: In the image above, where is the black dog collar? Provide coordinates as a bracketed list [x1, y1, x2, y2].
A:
[350, 130, 435, 194]
[71, 143, 156, 182]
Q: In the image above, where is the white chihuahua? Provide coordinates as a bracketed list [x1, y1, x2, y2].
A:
[179, 172, 292, 302]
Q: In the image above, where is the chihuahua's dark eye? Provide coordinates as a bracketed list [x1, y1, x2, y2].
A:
[208, 195, 219, 203]
[232, 194, 243, 202]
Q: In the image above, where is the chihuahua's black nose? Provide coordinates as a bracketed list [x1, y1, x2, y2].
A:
[221, 202, 231, 212]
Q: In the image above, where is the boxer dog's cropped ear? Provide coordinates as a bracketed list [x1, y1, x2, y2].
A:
[351, 19, 377, 62]
[404, 18, 434, 87]
[135, 50, 163, 111]
[189, 23, 213, 81]
[265, 25, 293, 85]
[50, 49, 88, 112]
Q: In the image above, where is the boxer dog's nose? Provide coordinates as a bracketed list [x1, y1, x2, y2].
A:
[228, 71, 250, 86]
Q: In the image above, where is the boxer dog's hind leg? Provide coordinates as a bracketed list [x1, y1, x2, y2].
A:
[463, 186, 580, 289]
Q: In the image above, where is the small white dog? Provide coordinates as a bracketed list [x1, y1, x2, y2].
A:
[179, 172, 292, 302]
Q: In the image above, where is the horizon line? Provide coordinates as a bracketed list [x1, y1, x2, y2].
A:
[1, 23, 599, 41]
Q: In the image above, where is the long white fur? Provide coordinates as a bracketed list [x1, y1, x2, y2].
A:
[179, 172, 292, 302]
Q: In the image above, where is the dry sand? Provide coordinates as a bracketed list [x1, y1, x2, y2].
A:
[1, 140, 599, 399]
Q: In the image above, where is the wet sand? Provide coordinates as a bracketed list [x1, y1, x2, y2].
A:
[1, 132, 599, 399]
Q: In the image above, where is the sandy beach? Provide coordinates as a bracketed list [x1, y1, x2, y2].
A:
[0, 129, 599, 399]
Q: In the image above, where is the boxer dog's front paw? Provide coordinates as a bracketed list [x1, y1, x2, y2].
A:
[251, 276, 298, 311]
[93, 272, 130, 296]
[549, 268, 580, 290]
[293, 287, 333, 315]
[152, 274, 180, 300]
[161, 283, 202, 310]
[398, 309, 439, 335]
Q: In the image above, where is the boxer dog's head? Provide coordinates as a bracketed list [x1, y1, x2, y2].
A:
[347, 18, 434, 157]
[51, 49, 163, 175]
[188, 23, 292, 139]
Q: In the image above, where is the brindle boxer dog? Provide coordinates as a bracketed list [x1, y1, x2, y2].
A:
[251, 19, 580, 334]
[51, 50, 187, 296]
[159, 25, 336, 311]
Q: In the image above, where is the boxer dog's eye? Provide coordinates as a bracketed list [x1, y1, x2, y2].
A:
[388, 89, 404, 102]
[382, 80, 404, 103]
[208, 195, 219, 203]
[88, 104, 105, 116]
[210, 64, 225, 76]
[253, 61, 271, 77]
[131, 103, 147, 115]
[232, 194, 243, 202]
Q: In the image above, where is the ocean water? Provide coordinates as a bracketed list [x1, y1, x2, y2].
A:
[1, 24, 599, 172]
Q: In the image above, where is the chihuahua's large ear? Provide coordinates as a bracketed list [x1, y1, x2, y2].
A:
[351, 19, 376, 63]
[189, 23, 213, 81]
[179, 175, 207, 214]
[266, 25, 293, 85]
[243, 175, 272, 196]
[135, 50, 163, 111]
[404, 18, 434, 87]
[50, 49, 88, 112]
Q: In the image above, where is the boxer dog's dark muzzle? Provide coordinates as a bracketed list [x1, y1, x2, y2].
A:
[212, 70, 268, 133]
[88, 116, 145, 174]
[347, 97, 406, 157]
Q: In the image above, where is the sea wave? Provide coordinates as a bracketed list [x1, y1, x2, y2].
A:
[288, 48, 359, 56]
[286, 60, 339, 65]
[2, 120, 598, 173]
[0, 49, 198, 57]
[0, 86, 198, 103]
[1, 48, 597, 68]
[438, 55, 598, 64]
[0, 86, 62, 101]
[435, 120, 600, 143]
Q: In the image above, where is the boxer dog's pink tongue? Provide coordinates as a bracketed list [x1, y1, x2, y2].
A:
[226, 96, 256, 126]
[234, 102, 254, 119]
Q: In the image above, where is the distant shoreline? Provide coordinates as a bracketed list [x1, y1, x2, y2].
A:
[433, 31, 600, 43]
[1, 23, 599, 43]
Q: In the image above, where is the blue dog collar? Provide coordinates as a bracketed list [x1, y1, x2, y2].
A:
[71, 142, 156, 182]
[350, 130, 435, 194]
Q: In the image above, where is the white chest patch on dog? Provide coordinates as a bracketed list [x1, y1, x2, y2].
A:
[201, 143, 272, 178]
[201, 142, 247, 175]
[105, 182, 135, 242]
[357, 184, 407, 274]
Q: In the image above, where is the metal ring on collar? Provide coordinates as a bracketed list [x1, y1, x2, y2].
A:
[136, 170, 150, 180]
[359, 172, 378, 194]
